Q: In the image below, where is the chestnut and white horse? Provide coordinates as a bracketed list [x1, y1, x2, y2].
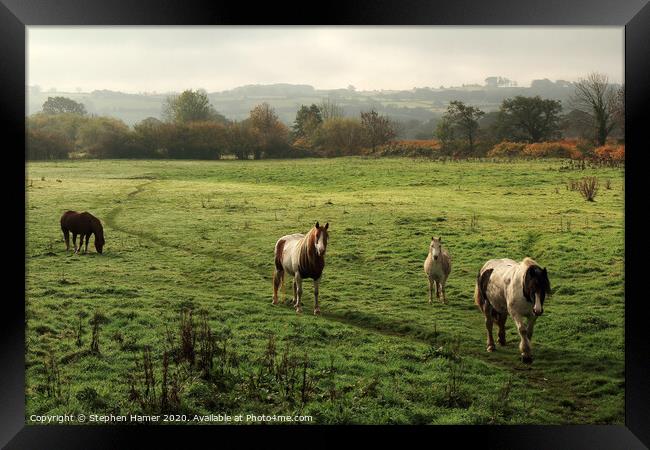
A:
[272, 222, 329, 315]
[474, 257, 551, 364]
[424, 236, 451, 304]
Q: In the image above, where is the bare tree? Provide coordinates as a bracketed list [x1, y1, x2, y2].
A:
[571, 73, 619, 146]
[613, 84, 625, 140]
[319, 98, 344, 121]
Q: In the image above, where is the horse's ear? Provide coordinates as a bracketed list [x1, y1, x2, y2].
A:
[325, 222, 329, 230]
[315, 221, 319, 228]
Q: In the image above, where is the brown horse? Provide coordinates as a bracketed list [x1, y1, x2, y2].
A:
[60, 211, 105, 254]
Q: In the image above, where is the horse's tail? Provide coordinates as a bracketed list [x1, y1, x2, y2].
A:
[274, 239, 286, 272]
[273, 239, 286, 291]
[475, 268, 493, 310]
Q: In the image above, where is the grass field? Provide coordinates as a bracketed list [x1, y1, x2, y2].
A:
[25, 157, 624, 425]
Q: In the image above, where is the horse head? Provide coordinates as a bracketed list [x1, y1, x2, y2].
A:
[94, 222, 105, 254]
[313, 221, 329, 257]
[524, 265, 551, 316]
[430, 236, 443, 261]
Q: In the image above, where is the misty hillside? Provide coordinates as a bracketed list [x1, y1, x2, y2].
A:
[26, 79, 585, 128]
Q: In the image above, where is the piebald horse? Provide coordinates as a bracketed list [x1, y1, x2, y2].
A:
[474, 257, 551, 364]
[60, 211, 105, 254]
[424, 236, 451, 304]
[273, 222, 329, 315]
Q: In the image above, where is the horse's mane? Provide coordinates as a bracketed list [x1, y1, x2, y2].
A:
[521, 257, 538, 268]
[86, 213, 105, 242]
[298, 227, 326, 279]
[522, 258, 552, 299]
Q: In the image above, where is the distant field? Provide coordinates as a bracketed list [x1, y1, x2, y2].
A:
[25, 158, 624, 424]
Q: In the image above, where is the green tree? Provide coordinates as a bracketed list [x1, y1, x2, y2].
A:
[42, 96, 87, 115]
[76, 117, 132, 158]
[442, 101, 484, 153]
[162, 89, 227, 124]
[571, 72, 619, 146]
[26, 128, 73, 160]
[225, 121, 260, 160]
[292, 104, 323, 142]
[133, 117, 165, 157]
[435, 117, 456, 154]
[497, 96, 562, 143]
[360, 109, 396, 152]
[313, 117, 364, 156]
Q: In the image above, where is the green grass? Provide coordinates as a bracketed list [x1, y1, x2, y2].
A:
[25, 157, 624, 425]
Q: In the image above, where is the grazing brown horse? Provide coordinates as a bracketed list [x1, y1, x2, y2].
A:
[272, 222, 329, 315]
[60, 211, 105, 254]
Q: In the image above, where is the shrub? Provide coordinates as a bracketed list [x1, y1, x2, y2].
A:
[522, 142, 581, 159]
[487, 141, 526, 157]
[594, 145, 625, 162]
[76, 117, 132, 158]
[488, 140, 583, 159]
[26, 128, 72, 160]
[313, 117, 365, 157]
[578, 176, 599, 201]
[372, 139, 441, 158]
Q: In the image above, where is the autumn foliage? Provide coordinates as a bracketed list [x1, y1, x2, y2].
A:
[594, 145, 625, 162]
[488, 140, 583, 159]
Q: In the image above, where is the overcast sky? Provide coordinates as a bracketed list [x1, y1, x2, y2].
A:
[27, 26, 623, 93]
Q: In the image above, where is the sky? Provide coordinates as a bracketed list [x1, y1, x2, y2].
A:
[27, 26, 624, 93]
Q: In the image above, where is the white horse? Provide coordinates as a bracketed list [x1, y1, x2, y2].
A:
[474, 257, 551, 364]
[424, 236, 451, 304]
[272, 222, 329, 315]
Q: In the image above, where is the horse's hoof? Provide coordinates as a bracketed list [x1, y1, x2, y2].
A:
[271, 299, 278, 305]
[499, 339, 506, 346]
[522, 355, 533, 364]
[487, 345, 495, 352]
[314, 309, 321, 316]
[295, 307, 302, 314]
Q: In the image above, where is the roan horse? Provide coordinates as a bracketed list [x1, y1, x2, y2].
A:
[60, 211, 105, 254]
[424, 236, 451, 304]
[273, 222, 329, 315]
[474, 257, 551, 363]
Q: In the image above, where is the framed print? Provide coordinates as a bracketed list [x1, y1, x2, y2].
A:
[1, 0, 649, 448]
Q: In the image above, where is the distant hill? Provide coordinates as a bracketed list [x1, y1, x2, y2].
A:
[26, 79, 595, 128]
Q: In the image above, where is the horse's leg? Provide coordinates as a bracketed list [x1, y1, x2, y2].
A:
[84, 234, 90, 253]
[435, 280, 441, 300]
[497, 312, 507, 346]
[62, 229, 70, 251]
[527, 315, 537, 340]
[272, 268, 283, 305]
[427, 277, 433, 304]
[72, 234, 78, 253]
[483, 304, 496, 352]
[441, 280, 447, 304]
[294, 274, 303, 314]
[313, 278, 321, 316]
[512, 313, 533, 363]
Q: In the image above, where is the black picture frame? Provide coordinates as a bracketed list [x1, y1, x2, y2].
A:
[2, 1, 649, 448]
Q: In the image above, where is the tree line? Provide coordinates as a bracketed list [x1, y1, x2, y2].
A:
[27, 72, 623, 160]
